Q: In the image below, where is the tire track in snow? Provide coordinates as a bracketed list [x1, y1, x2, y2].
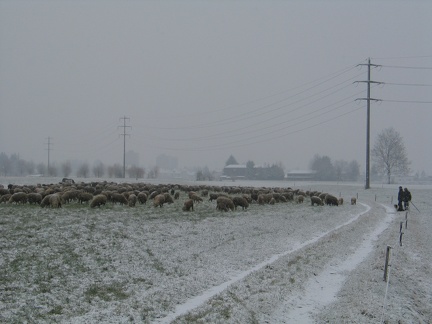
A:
[155, 203, 372, 323]
[268, 203, 395, 323]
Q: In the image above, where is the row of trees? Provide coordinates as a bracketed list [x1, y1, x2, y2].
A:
[309, 155, 360, 181]
[0, 154, 155, 179]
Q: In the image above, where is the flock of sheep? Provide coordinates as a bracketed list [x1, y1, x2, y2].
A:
[0, 180, 357, 212]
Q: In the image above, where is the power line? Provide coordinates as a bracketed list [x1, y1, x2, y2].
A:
[384, 82, 432, 87]
[381, 65, 432, 70]
[381, 99, 432, 104]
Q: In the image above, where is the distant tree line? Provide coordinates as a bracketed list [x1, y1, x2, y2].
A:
[0, 152, 148, 179]
[309, 154, 361, 181]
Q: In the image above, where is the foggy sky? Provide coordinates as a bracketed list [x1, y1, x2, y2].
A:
[1, 0, 431, 175]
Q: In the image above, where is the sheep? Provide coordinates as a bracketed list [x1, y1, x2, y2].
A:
[148, 191, 160, 200]
[182, 199, 194, 211]
[257, 194, 266, 205]
[311, 196, 324, 206]
[61, 190, 79, 204]
[190, 194, 203, 203]
[49, 194, 62, 208]
[296, 195, 304, 204]
[128, 194, 137, 207]
[163, 193, 174, 204]
[8, 192, 28, 204]
[351, 197, 357, 205]
[111, 193, 128, 205]
[232, 196, 249, 210]
[338, 197, 344, 205]
[90, 194, 107, 208]
[0, 194, 12, 204]
[137, 192, 148, 204]
[269, 197, 276, 205]
[216, 196, 235, 212]
[209, 193, 219, 201]
[40, 194, 52, 208]
[325, 194, 339, 206]
[0, 188, 10, 195]
[27, 193, 42, 205]
[153, 194, 166, 208]
[188, 191, 198, 199]
[174, 192, 180, 200]
[78, 192, 93, 204]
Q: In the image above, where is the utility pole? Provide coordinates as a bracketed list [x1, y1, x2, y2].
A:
[45, 136, 53, 176]
[355, 58, 382, 189]
[118, 116, 131, 178]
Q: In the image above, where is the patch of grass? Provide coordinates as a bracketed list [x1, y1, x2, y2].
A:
[47, 305, 63, 315]
[84, 282, 129, 302]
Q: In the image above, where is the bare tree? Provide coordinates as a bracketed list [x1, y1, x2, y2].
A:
[372, 127, 410, 184]
[127, 165, 145, 179]
[77, 162, 90, 178]
[61, 161, 72, 177]
[92, 162, 105, 178]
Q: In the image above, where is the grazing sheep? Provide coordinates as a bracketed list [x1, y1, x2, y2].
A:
[111, 193, 128, 205]
[232, 196, 249, 210]
[153, 194, 166, 208]
[8, 192, 28, 204]
[0, 194, 12, 203]
[325, 194, 339, 206]
[188, 191, 197, 199]
[61, 190, 79, 204]
[209, 193, 219, 201]
[78, 192, 93, 204]
[351, 197, 357, 205]
[128, 194, 137, 207]
[137, 192, 148, 204]
[338, 197, 344, 205]
[40, 194, 52, 208]
[49, 194, 62, 208]
[190, 194, 203, 203]
[163, 193, 174, 204]
[90, 194, 107, 208]
[269, 197, 276, 205]
[311, 196, 324, 206]
[182, 199, 194, 211]
[216, 196, 235, 212]
[148, 191, 160, 200]
[0, 188, 10, 195]
[296, 195, 304, 204]
[27, 193, 42, 205]
[257, 194, 266, 205]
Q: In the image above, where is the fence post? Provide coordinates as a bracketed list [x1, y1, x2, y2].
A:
[384, 245, 392, 282]
[405, 212, 408, 229]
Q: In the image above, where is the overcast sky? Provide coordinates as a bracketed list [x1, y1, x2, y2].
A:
[1, 0, 431, 175]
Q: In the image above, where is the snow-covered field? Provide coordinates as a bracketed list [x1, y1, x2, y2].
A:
[1, 177, 431, 323]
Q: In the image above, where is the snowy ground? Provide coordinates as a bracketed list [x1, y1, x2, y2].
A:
[0, 178, 431, 323]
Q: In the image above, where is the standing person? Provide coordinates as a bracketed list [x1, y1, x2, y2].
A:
[397, 186, 405, 211]
[403, 187, 412, 210]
